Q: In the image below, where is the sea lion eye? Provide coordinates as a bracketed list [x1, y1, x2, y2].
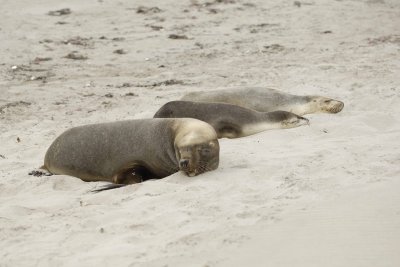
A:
[200, 147, 211, 154]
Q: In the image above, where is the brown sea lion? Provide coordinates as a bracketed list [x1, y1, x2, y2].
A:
[154, 101, 309, 138]
[43, 118, 220, 190]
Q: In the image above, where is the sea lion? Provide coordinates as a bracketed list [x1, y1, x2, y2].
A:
[181, 87, 344, 116]
[43, 118, 220, 187]
[154, 101, 309, 139]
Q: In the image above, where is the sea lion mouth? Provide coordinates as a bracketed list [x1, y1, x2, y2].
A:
[181, 166, 209, 177]
[187, 171, 197, 177]
[180, 162, 213, 177]
[180, 168, 199, 177]
[179, 158, 196, 176]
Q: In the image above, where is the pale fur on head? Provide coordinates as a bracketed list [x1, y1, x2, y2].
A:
[304, 96, 344, 114]
[172, 119, 219, 176]
[172, 119, 218, 148]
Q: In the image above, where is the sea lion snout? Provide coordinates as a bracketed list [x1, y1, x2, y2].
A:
[331, 100, 344, 113]
[320, 99, 344, 113]
[179, 157, 196, 177]
[179, 159, 189, 168]
[178, 155, 198, 177]
[177, 140, 220, 177]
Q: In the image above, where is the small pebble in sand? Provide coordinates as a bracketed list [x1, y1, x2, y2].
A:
[39, 39, 53, 44]
[125, 92, 138, 97]
[113, 49, 127, 54]
[294, 1, 301, 7]
[48, 8, 71, 16]
[104, 93, 114, 98]
[0, 154, 5, 159]
[62, 36, 93, 47]
[168, 34, 188, 40]
[148, 25, 163, 31]
[29, 75, 47, 81]
[17, 137, 21, 143]
[33, 57, 52, 63]
[208, 8, 219, 14]
[263, 44, 285, 53]
[116, 83, 133, 88]
[112, 37, 125, 41]
[194, 42, 204, 49]
[85, 81, 95, 87]
[136, 6, 162, 14]
[121, 83, 132, 87]
[64, 52, 88, 60]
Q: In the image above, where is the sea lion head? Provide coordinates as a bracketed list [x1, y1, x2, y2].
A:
[173, 119, 220, 177]
[308, 96, 344, 114]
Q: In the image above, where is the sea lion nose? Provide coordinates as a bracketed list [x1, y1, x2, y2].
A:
[179, 159, 189, 168]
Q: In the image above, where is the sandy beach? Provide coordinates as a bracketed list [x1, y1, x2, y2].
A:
[1, 0, 399, 266]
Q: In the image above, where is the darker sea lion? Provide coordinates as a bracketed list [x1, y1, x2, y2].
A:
[43, 118, 219, 190]
[154, 101, 309, 138]
[181, 87, 344, 115]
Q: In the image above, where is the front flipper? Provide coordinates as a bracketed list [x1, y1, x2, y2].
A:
[91, 183, 127, 193]
[91, 166, 152, 193]
[112, 168, 144, 184]
[215, 121, 241, 139]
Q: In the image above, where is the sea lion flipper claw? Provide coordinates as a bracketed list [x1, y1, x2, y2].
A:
[91, 183, 127, 193]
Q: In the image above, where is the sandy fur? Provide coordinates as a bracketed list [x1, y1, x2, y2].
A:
[173, 119, 218, 148]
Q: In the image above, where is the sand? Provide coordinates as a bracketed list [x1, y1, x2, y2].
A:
[1, 0, 399, 266]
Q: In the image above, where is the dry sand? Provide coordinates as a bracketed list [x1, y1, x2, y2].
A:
[1, 0, 399, 266]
